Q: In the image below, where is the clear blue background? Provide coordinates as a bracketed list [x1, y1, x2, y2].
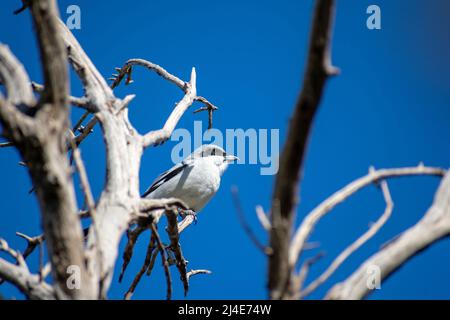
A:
[1, 0, 449, 299]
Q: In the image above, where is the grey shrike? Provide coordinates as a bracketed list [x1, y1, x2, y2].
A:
[142, 144, 238, 216]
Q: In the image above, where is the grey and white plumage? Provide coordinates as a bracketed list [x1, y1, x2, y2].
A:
[143, 144, 238, 213]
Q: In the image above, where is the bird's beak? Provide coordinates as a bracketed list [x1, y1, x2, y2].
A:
[225, 155, 239, 163]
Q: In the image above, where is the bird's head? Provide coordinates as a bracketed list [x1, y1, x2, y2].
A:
[187, 144, 238, 176]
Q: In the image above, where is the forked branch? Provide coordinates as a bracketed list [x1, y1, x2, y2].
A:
[326, 171, 450, 299]
[298, 180, 393, 298]
[269, 0, 338, 300]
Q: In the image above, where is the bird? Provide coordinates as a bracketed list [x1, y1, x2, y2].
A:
[142, 144, 238, 220]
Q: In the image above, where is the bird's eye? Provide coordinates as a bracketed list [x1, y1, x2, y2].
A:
[211, 149, 216, 156]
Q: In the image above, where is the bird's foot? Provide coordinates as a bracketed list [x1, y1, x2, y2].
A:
[180, 209, 198, 224]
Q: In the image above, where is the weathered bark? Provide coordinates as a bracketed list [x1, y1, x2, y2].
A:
[326, 171, 450, 300]
[269, 0, 338, 299]
[1, 0, 91, 299]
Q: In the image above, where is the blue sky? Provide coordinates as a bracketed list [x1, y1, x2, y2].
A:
[1, 0, 449, 299]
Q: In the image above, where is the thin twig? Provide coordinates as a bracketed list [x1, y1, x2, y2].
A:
[111, 59, 219, 146]
[255, 205, 271, 231]
[13, 0, 30, 15]
[165, 208, 189, 295]
[298, 180, 393, 298]
[72, 110, 90, 133]
[118, 224, 147, 283]
[146, 249, 159, 276]
[124, 232, 156, 300]
[231, 186, 272, 255]
[0, 141, 14, 148]
[295, 251, 325, 293]
[186, 269, 212, 283]
[119, 198, 188, 282]
[0, 239, 27, 268]
[0, 239, 54, 299]
[150, 223, 172, 300]
[141, 68, 197, 147]
[69, 133, 102, 281]
[0, 232, 43, 286]
[178, 215, 196, 233]
[110, 59, 186, 90]
[193, 96, 218, 129]
[38, 242, 44, 282]
[31, 81, 90, 110]
[69, 135, 96, 214]
[15, 232, 44, 259]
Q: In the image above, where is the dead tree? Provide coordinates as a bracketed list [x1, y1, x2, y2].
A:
[0, 0, 215, 299]
[261, 0, 450, 300]
[1, 0, 449, 301]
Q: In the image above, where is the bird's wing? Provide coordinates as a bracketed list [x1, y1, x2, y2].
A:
[141, 160, 191, 197]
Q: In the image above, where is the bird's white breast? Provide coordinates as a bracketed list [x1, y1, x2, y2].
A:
[147, 158, 221, 212]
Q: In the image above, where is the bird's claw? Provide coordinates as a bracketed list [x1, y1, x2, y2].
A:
[180, 209, 198, 224]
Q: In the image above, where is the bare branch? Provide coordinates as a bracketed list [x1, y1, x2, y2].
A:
[118, 224, 147, 283]
[12, 213, 89, 263]
[110, 58, 186, 90]
[0, 231, 43, 286]
[231, 187, 272, 255]
[71, 110, 90, 133]
[124, 232, 156, 300]
[16, 232, 44, 259]
[150, 223, 172, 300]
[69, 134, 103, 285]
[4, 0, 92, 299]
[0, 47, 35, 138]
[186, 269, 212, 282]
[165, 208, 189, 296]
[178, 215, 197, 233]
[121, 205, 198, 298]
[0, 239, 55, 300]
[146, 249, 159, 276]
[56, 19, 115, 112]
[73, 115, 98, 146]
[0, 45, 35, 106]
[142, 67, 197, 147]
[69, 136, 96, 214]
[0, 141, 14, 148]
[139, 198, 188, 213]
[294, 251, 325, 294]
[31, 81, 91, 111]
[269, 0, 338, 300]
[110, 59, 220, 132]
[2, 0, 219, 300]
[289, 165, 445, 269]
[193, 96, 218, 130]
[255, 205, 271, 232]
[298, 180, 393, 298]
[13, 0, 31, 15]
[119, 198, 188, 285]
[326, 171, 450, 300]
[53, 14, 139, 296]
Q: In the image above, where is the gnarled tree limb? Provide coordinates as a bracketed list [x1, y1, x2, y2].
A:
[0, 239, 55, 300]
[326, 170, 450, 300]
[268, 0, 338, 300]
[289, 165, 445, 269]
[1, 0, 215, 299]
[298, 180, 394, 298]
[0, 0, 91, 299]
